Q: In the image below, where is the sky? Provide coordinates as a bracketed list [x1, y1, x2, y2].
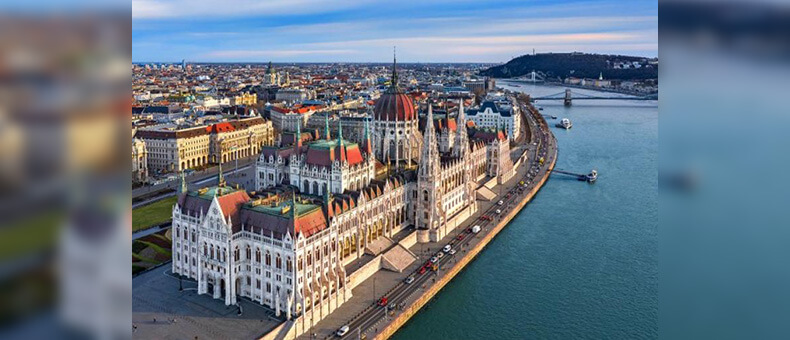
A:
[132, 0, 657, 63]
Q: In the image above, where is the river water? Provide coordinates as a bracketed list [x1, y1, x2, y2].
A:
[392, 83, 658, 339]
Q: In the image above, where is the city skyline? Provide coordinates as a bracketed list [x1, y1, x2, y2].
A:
[133, 0, 657, 63]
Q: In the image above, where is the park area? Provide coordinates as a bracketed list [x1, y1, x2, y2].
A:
[132, 195, 176, 232]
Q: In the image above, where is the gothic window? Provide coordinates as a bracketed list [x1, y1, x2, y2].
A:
[256, 248, 261, 263]
[265, 251, 271, 266]
[234, 247, 240, 261]
[423, 190, 429, 202]
[286, 257, 292, 272]
[246, 245, 251, 260]
[276, 254, 282, 269]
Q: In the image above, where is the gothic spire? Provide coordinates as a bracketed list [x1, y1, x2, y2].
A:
[179, 170, 187, 194]
[324, 113, 331, 140]
[390, 47, 399, 90]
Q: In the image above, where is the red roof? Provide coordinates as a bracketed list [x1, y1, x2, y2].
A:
[294, 208, 327, 238]
[374, 92, 415, 121]
[217, 190, 251, 221]
[207, 122, 236, 133]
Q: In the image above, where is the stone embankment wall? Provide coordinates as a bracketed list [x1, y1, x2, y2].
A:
[375, 145, 557, 340]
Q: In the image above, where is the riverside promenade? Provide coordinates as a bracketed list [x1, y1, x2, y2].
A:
[285, 101, 558, 340]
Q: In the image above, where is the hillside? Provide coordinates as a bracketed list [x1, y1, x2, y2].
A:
[479, 53, 657, 81]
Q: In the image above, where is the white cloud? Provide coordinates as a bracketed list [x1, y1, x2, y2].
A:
[133, 0, 372, 19]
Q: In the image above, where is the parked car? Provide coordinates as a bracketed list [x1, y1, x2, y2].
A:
[336, 325, 350, 336]
[442, 245, 452, 253]
[436, 252, 444, 259]
[430, 256, 438, 263]
[449, 249, 457, 255]
[472, 225, 481, 234]
[405, 276, 415, 284]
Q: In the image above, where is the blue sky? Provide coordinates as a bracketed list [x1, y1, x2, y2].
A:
[132, 0, 656, 63]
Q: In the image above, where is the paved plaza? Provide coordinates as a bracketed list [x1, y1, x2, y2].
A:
[133, 265, 283, 339]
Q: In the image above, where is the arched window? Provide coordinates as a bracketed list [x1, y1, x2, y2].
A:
[234, 247, 240, 261]
[307, 251, 312, 266]
[276, 254, 282, 269]
[203, 244, 207, 256]
[246, 245, 251, 260]
[265, 251, 271, 266]
[256, 248, 261, 263]
[298, 256, 303, 271]
[286, 257, 292, 272]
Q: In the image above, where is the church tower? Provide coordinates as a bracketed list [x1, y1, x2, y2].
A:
[417, 105, 445, 242]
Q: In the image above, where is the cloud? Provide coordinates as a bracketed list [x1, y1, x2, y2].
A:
[133, 0, 372, 19]
[203, 49, 356, 59]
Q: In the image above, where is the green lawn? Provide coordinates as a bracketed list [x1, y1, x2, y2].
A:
[132, 196, 177, 232]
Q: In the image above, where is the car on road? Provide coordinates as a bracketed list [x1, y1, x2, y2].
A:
[436, 252, 444, 259]
[336, 325, 350, 336]
[419, 266, 427, 274]
[442, 244, 452, 253]
[495, 209, 502, 214]
[497, 200, 504, 206]
[449, 249, 457, 255]
[457, 234, 465, 240]
[430, 256, 438, 263]
[472, 225, 481, 234]
[378, 297, 388, 306]
[405, 276, 415, 284]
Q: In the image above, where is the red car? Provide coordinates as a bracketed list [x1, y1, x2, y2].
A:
[419, 267, 427, 274]
[457, 234, 465, 240]
[378, 297, 388, 306]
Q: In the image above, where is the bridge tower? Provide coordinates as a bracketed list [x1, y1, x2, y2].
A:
[564, 89, 572, 106]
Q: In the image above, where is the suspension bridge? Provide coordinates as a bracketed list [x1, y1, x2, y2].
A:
[532, 89, 657, 106]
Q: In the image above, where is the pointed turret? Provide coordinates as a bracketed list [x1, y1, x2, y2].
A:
[324, 113, 331, 140]
[390, 47, 399, 90]
[453, 98, 468, 158]
[218, 161, 225, 187]
[179, 170, 187, 194]
[362, 118, 373, 155]
[295, 120, 303, 148]
[336, 120, 347, 162]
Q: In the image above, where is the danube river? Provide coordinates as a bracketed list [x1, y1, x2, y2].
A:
[392, 83, 658, 339]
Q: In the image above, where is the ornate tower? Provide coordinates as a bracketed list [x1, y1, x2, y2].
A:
[417, 105, 445, 242]
[372, 50, 420, 169]
[453, 99, 468, 158]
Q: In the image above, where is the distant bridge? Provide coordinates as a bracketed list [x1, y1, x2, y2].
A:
[533, 89, 657, 106]
[509, 70, 545, 83]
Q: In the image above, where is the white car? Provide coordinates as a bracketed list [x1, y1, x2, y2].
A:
[449, 249, 457, 255]
[336, 325, 350, 336]
[436, 252, 444, 259]
[405, 276, 415, 284]
[497, 200, 504, 206]
[495, 209, 502, 214]
[430, 256, 439, 263]
[442, 245, 452, 253]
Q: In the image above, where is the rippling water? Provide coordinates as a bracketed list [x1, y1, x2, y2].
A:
[392, 83, 658, 339]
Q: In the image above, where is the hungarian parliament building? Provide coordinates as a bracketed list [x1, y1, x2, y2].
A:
[170, 59, 516, 334]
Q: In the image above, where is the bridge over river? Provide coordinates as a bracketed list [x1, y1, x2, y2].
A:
[532, 89, 657, 106]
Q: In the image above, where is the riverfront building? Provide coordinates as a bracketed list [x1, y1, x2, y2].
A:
[172, 56, 518, 336]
